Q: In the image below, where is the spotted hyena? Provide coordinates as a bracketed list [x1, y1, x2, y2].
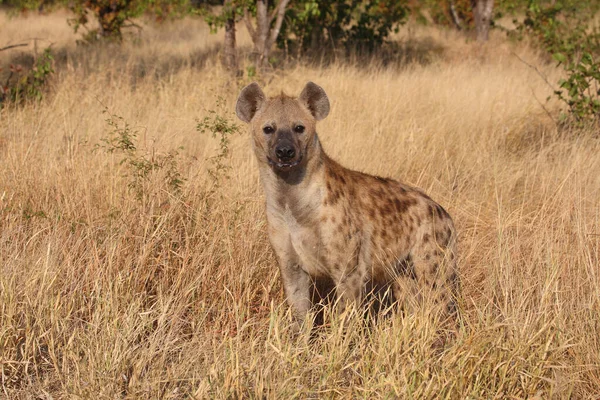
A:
[236, 81, 459, 327]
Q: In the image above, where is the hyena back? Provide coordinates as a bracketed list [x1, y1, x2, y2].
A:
[236, 81, 458, 327]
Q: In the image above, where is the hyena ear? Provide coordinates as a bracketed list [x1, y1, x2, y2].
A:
[299, 81, 330, 121]
[236, 82, 266, 123]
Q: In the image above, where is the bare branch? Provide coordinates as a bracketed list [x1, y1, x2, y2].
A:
[244, 8, 256, 40]
[0, 43, 29, 52]
[268, 0, 280, 26]
[5, 71, 14, 88]
[512, 52, 556, 92]
[122, 19, 143, 32]
[512, 52, 558, 125]
[266, 0, 291, 51]
[449, 1, 463, 30]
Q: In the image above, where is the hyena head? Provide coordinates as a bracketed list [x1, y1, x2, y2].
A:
[235, 82, 330, 172]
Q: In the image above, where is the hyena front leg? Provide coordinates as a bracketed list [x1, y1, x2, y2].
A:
[268, 229, 313, 329]
[279, 260, 313, 326]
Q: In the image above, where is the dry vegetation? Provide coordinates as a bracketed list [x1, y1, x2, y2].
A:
[1, 10, 600, 399]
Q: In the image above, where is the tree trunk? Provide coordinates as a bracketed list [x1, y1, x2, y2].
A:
[254, 0, 269, 63]
[471, 0, 494, 42]
[244, 0, 290, 68]
[223, 0, 237, 71]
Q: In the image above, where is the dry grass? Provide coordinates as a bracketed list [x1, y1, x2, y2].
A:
[1, 10, 600, 399]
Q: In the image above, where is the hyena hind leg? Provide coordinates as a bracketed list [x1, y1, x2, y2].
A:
[411, 242, 460, 320]
[390, 255, 423, 315]
[391, 228, 459, 321]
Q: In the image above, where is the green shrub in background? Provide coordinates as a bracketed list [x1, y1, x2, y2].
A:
[278, 0, 409, 56]
[68, 0, 147, 42]
[65, 0, 189, 42]
[553, 52, 600, 126]
[513, 0, 600, 126]
[196, 96, 242, 189]
[0, 47, 54, 107]
[97, 108, 185, 202]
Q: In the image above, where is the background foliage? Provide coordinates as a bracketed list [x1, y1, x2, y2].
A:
[1, 1, 600, 397]
[2, 0, 599, 124]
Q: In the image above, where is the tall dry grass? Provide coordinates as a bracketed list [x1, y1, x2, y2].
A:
[1, 10, 599, 399]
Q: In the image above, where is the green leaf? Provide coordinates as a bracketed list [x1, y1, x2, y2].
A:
[552, 52, 567, 63]
[559, 80, 571, 90]
[581, 53, 593, 66]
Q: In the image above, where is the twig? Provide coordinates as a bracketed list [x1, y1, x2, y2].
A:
[0, 43, 28, 52]
[1, 38, 55, 52]
[531, 88, 557, 126]
[512, 51, 558, 126]
[449, 1, 463, 30]
[5, 71, 14, 88]
[244, 8, 256, 40]
[266, 0, 290, 51]
[512, 51, 556, 92]
[123, 19, 143, 32]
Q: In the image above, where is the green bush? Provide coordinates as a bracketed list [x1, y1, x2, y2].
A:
[278, 0, 409, 55]
[553, 52, 600, 125]
[68, 0, 147, 42]
[97, 108, 185, 201]
[196, 96, 242, 189]
[513, 1, 600, 126]
[0, 47, 54, 107]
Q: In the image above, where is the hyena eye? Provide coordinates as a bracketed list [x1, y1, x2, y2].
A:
[263, 126, 274, 134]
[294, 125, 305, 134]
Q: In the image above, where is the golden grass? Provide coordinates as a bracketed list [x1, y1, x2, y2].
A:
[1, 11, 600, 399]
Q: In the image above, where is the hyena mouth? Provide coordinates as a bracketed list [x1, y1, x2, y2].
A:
[268, 154, 303, 170]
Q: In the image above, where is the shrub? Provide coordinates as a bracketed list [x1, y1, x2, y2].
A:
[0, 47, 54, 107]
[278, 0, 410, 56]
[96, 108, 185, 202]
[68, 0, 146, 42]
[196, 96, 242, 189]
[513, 1, 600, 126]
[553, 52, 600, 126]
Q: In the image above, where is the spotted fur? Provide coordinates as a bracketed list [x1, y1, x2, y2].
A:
[236, 82, 459, 327]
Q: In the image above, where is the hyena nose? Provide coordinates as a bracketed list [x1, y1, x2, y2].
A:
[275, 144, 295, 160]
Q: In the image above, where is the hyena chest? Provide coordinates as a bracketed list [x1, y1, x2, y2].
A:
[280, 206, 330, 277]
[270, 204, 359, 278]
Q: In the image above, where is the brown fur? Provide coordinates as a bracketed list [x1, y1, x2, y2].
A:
[236, 82, 459, 328]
